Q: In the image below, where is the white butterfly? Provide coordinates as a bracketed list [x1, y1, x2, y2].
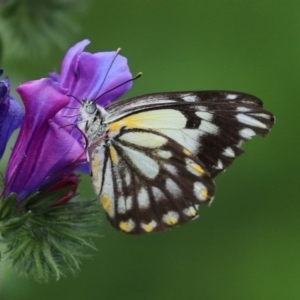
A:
[78, 90, 274, 234]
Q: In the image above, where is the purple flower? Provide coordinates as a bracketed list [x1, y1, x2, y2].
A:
[4, 78, 84, 201]
[50, 39, 133, 172]
[4, 40, 133, 201]
[0, 41, 133, 280]
[50, 39, 132, 109]
[0, 71, 24, 159]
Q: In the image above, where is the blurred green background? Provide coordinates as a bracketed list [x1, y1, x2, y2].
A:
[0, 0, 299, 299]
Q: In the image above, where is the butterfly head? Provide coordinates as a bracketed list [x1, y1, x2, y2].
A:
[78, 99, 108, 140]
[84, 100, 97, 115]
[79, 99, 108, 119]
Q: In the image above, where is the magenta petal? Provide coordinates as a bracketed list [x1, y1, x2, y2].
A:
[49, 71, 61, 83]
[71, 51, 132, 106]
[57, 40, 132, 107]
[60, 39, 90, 93]
[5, 79, 85, 200]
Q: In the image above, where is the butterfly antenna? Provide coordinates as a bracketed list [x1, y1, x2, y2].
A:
[59, 115, 96, 129]
[62, 113, 81, 118]
[94, 48, 122, 99]
[67, 94, 82, 105]
[65, 106, 79, 110]
[92, 72, 142, 103]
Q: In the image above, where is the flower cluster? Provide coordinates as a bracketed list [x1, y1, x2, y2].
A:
[0, 40, 132, 281]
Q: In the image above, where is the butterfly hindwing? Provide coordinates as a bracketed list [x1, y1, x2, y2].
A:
[90, 128, 215, 234]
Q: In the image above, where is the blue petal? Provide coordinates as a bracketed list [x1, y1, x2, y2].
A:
[0, 75, 24, 159]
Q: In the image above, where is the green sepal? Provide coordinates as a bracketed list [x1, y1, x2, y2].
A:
[0, 192, 18, 219]
[0, 211, 32, 237]
[23, 185, 76, 211]
[0, 190, 100, 282]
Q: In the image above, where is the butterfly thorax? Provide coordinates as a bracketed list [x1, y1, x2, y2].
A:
[78, 99, 109, 144]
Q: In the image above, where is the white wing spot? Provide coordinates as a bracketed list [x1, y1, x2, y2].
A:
[237, 106, 251, 112]
[196, 106, 208, 111]
[137, 187, 150, 209]
[152, 187, 165, 202]
[117, 196, 126, 213]
[163, 211, 180, 225]
[157, 150, 172, 159]
[119, 131, 167, 148]
[222, 147, 235, 157]
[126, 196, 133, 210]
[239, 128, 256, 140]
[164, 164, 178, 175]
[159, 129, 200, 154]
[236, 113, 267, 129]
[119, 144, 160, 179]
[249, 112, 271, 119]
[100, 160, 115, 217]
[185, 158, 205, 176]
[199, 120, 219, 135]
[193, 182, 208, 201]
[226, 94, 238, 100]
[213, 159, 223, 170]
[196, 111, 213, 121]
[141, 220, 158, 232]
[166, 178, 181, 197]
[125, 171, 131, 186]
[119, 219, 135, 232]
[183, 206, 197, 217]
[117, 195, 133, 213]
[237, 140, 244, 147]
[182, 95, 197, 102]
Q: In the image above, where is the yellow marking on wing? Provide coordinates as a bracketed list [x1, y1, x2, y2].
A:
[109, 110, 186, 132]
[119, 221, 134, 233]
[109, 113, 151, 132]
[183, 148, 192, 156]
[165, 215, 178, 225]
[187, 207, 197, 217]
[144, 224, 154, 232]
[201, 189, 208, 201]
[91, 156, 101, 191]
[99, 195, 113, 216]
[166, 216, 178, 225]
[142, 221, 157, 232]
[190, 163, 205, 175]
[109, 145, 119, 164]
[109, 118, 136, 132]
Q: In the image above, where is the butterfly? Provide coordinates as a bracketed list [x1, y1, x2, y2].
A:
[78, 90, 274, 234]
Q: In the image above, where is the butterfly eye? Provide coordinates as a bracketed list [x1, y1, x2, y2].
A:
[85, 103, 97, 115]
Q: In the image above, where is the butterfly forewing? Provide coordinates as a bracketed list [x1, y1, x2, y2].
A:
[106, 91, 274, 177]
[84, 90, 274, 234]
